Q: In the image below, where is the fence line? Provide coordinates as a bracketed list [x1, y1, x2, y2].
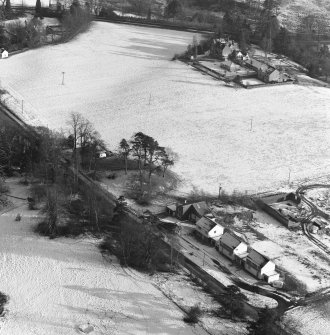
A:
[0, 82, 43, 127]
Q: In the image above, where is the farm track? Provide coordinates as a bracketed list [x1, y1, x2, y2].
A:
[297, 184, 330, 254]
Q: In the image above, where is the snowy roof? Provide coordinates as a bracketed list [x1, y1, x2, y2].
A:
[208, 223, 225, 240]
[222, 45, 233, 57]
[220, 232, 246, 249]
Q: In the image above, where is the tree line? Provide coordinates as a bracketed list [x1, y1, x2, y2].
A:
[0, 0, 92, 52]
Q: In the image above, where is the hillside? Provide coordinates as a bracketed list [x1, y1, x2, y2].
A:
[279, 0, 330, 31]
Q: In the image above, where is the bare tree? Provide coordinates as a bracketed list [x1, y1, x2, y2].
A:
[161, 147, 177, 178]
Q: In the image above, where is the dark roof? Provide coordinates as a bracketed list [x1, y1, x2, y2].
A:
[190, 201, 210, 217]
[220, 231, 246, 249]
[247, 249, 269, 267]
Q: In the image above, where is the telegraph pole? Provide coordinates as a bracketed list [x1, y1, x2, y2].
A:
[61, 72, 65, 85]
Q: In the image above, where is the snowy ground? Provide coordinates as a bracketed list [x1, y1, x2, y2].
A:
[0, 179, 210, 335]
[252, 210, 330, 293]
[1, 22, 330, 195]
[283, 295, 330, 335]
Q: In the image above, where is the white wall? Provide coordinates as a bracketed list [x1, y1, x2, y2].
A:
[234, 242, 248, 255]
[11, 0, 56, 7]
[260, 261, 276, 277]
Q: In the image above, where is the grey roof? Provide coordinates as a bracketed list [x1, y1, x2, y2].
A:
[247, 249, 269, 267]
[220, 232, 245, 249]
[191, 201, 210, 216]
[166, 204, 177, 212]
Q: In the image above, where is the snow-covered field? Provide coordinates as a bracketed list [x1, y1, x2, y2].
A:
[0, 179, 209, 335]
[1, 22, 330, 194]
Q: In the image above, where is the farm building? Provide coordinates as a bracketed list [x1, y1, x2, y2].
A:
[166, 203, 177, 217]
[221, 61, 240, 72]
[0, 48, 8, 59]
[235, 51, 243, 60]
[244, 249, 279, 283]
[217, 231, 248, 264]
[222, 45, 233, 60]
[242, 53, 250, 61]
[258, 67, 287, 83]
[195, 215, 224, 243]
[166, 201, 211, 223]
[245, 58, 268, 72]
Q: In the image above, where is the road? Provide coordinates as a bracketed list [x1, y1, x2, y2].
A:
[297, 184, 330, 254]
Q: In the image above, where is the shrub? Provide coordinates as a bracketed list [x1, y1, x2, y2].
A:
[0, 292, 8, 315]
[100, 213, 170, 271]
[183, 305, 202, 324]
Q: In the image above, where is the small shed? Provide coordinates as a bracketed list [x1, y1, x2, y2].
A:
[166, 203, 178, 217]
[0, 48, 8, 59]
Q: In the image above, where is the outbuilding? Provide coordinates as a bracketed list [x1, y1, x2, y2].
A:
[177, 201, 210, 223]
[221, 61, 240, 72]
[0, 48, 8, 59]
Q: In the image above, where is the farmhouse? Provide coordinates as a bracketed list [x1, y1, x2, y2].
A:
[244, 249, 279, 283]
[217, 231, 248, 264]
[222, 44, 233, 60]
[0, 48, 8, 59]
[195, 215, 224, 242]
